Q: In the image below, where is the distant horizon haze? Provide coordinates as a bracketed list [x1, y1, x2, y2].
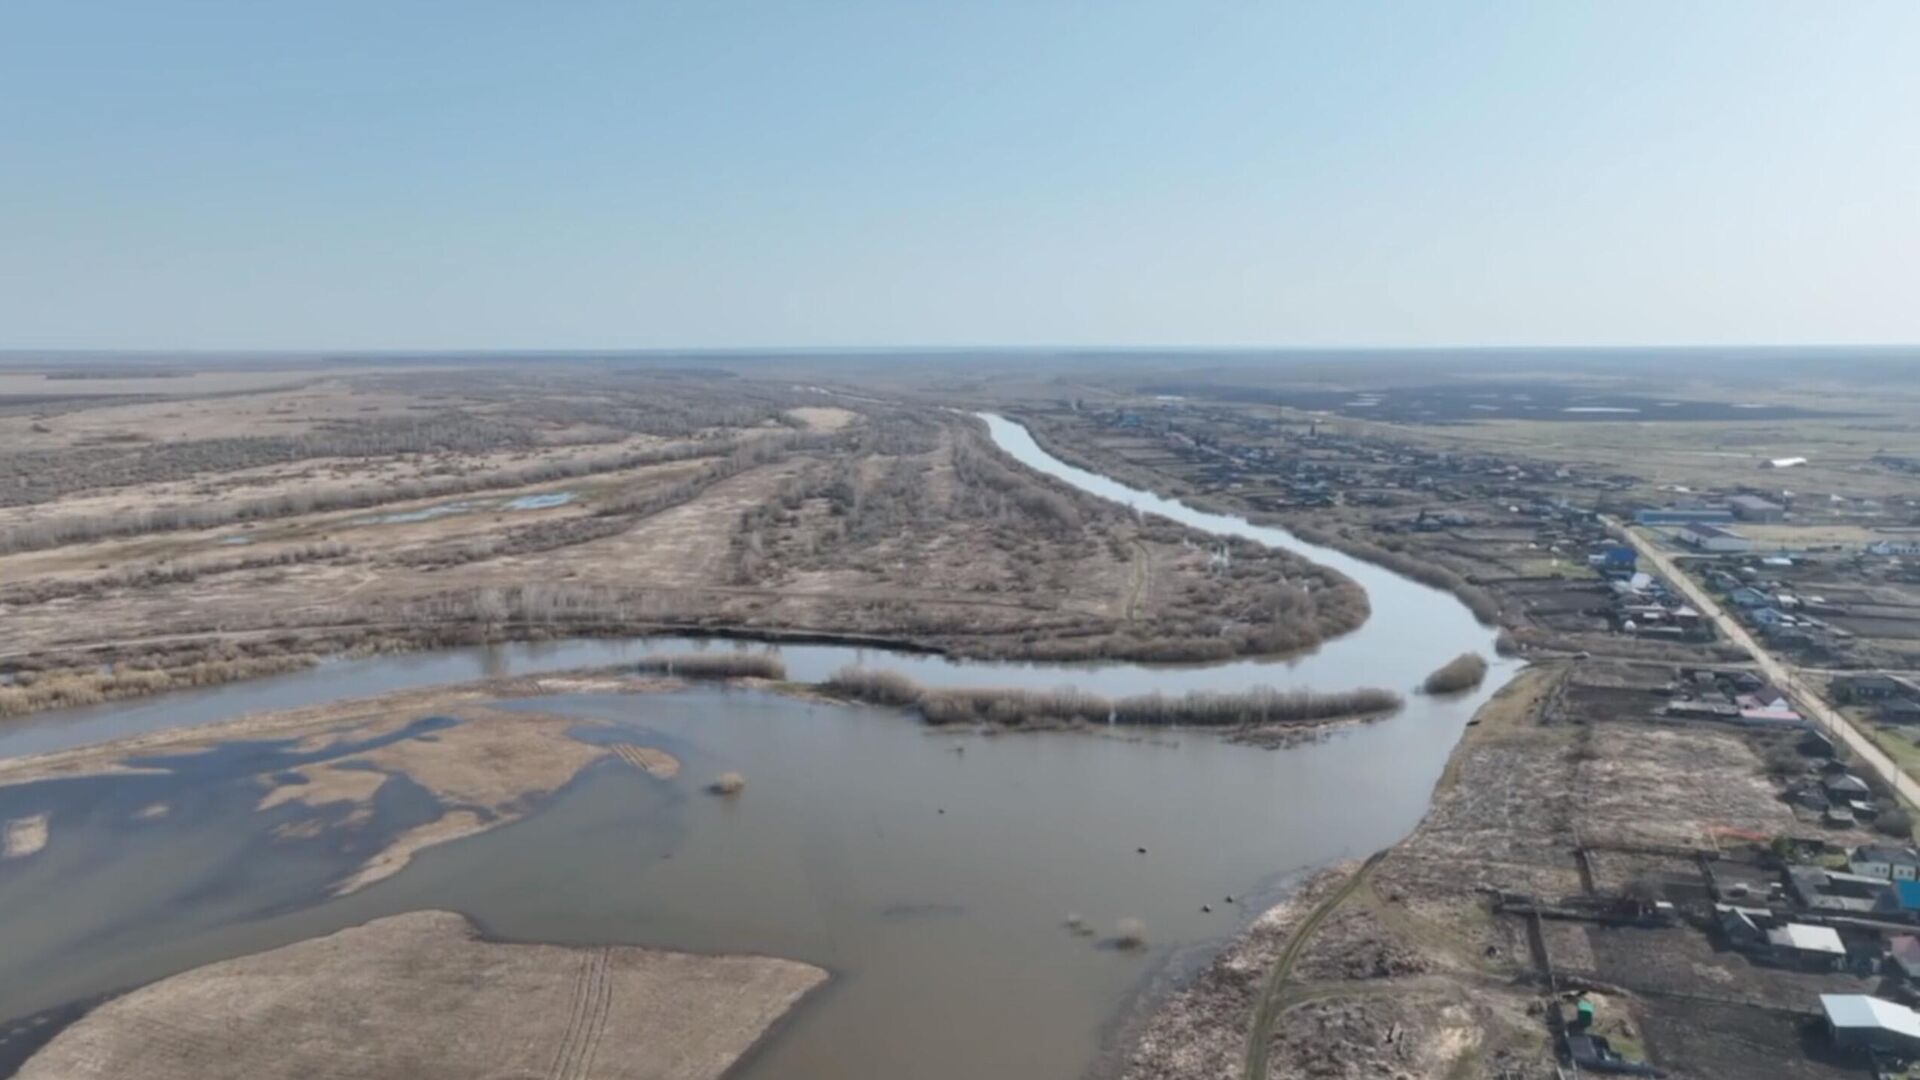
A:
[3, 2, 1916, 351]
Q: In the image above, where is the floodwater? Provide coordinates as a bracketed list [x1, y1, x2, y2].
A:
[0, 415, 1519, 1079]
[0, 687, 1478, 1080]
[353, 489, 577, 525]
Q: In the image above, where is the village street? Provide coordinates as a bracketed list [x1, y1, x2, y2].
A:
[1616, 520, 1920, 810]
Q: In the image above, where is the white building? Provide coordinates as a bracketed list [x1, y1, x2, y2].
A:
[1823, 994, 1920, 1056]
[1768, 923, 1846, 968]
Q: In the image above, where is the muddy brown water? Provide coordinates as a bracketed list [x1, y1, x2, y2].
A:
[0, 415, 1518, 1079]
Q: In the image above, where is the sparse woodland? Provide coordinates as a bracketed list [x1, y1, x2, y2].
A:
[0, 368, 1378, 716]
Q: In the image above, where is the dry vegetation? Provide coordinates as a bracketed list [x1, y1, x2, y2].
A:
[632, 653, 786, 680]
[1421, 651, 1489, 694]
[0, 363, 1375, 717]
[16, 911, 826, 1080]
[822, 665, 1401, 728]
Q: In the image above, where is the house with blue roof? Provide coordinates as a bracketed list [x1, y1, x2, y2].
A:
[1874, 880, 1920, 920]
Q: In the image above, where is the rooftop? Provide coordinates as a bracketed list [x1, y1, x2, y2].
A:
[1769, 923, 1846, 956]
[1855, 844, 1920, 866]
[1822, 995, 1920, 1039]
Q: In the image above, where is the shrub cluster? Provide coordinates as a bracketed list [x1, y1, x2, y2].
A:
[821, 665, 1401, 727]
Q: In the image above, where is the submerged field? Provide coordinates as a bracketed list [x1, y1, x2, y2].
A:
[0, 673, 1487, 1080]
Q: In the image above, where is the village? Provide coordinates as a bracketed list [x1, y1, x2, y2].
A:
[1020, 396, 1920, 1078]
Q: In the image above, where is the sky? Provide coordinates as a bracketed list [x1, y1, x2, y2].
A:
[1, 2, 1916, 351]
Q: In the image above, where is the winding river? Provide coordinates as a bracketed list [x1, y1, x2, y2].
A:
[0, 415, 1518, 1080]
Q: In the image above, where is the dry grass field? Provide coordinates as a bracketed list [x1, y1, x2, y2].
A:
[16, 910, 826, 1080]
[0, 362, 1369, 716]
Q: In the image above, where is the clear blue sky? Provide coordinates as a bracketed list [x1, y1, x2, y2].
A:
[2, 2, 1915, 350]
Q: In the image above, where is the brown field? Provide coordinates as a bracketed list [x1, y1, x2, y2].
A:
[0, 364, 1371, 716]
[17, 910, 826, 1080]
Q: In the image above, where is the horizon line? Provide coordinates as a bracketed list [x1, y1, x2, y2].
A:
[3, 341, 1920, 360]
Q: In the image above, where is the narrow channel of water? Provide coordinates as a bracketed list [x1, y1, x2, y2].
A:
[0, 414, 1521, 1079]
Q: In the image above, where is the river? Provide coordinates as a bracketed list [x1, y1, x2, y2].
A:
[0, 414, 1517, 1079]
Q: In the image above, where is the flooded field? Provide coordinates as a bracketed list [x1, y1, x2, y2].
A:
[354, 489, 578, 525]
[0, 684, 1480, 1080]
[0, 415, 1518, 1078]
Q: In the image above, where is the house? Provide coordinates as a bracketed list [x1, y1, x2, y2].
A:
[1730, 495, 1787, 522]
[1718, 904, 1771, 946]
[1851, 845, 1920, 882]
[1835, 674, 1905, 702]
[1877, 881, 1920, 921]
[1891, 936, 1920, 982]
[1737, 706, 1805, 728]
[1868, 540, 1920, 557]
[1589, 545, 1639, 577]
[1792, 866, 1892, 913]
[1767, 923, 1848, 969]
[1765, 626, 1820, 651]
[1679, 523, 1753, 553]
[1738, 683, 1793, 711]
[1765, 457, 1809, 470]
[1827, 773, 1873, 800]
[1636, 506, 1734, 526]
[1823, 994, 1920, 1057]
[1884, 699, 1920, 725]
[1728, 586, 1772, 609]
[1800, 728, 1837, 758]
[1787, 778, 1831, 811]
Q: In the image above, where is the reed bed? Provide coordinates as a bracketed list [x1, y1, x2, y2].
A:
[633, 653, 786, 680]
[821, 665, 1401, 728]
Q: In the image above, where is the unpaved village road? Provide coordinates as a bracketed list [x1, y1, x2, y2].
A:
[1616, 520, 1920, 809]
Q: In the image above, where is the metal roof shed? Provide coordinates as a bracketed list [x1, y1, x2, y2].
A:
[1768, 923, 1846, 957]
[1823, 994, 1920, 1056]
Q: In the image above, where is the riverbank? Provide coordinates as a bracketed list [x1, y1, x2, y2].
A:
[1006, 406, 1754, 666]
[0, 403, 1519, 1080]
[1, 665, 1478, 1080]
[0, 405, 1375, 718]
[1117, 666, 1564, 1080]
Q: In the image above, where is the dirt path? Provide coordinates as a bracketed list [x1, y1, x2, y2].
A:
[1617, 520, 1920, 809]
[1241, 851, 1388, 1080]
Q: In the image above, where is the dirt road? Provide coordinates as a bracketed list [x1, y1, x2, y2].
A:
[1616, 521, 1920, 809]
[1241, 851, 1387, 1080]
